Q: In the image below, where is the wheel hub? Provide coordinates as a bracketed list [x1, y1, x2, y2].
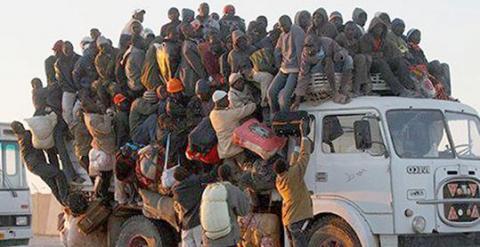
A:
[319, 236, 345, 247]
[128, 235, 149, 247]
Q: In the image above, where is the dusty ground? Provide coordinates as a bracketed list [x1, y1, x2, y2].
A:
[28, 235, 62, 247]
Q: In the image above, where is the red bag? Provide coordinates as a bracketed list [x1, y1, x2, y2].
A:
[233, 119, 287, 160]
[186, 143, 221, 165]
[429, 74, 451, 100]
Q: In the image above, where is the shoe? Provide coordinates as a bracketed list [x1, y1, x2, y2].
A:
[399, 90, 418, 98]
[70, 176, 86, 186]
[333, 93, 350, 104]
[75, 176, 86, 183]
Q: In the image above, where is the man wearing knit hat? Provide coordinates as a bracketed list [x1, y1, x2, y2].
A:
[129, 90, 159, 145]
[55, 41, 81, 128]
[202, 164, 251, 246]
[95, 36, 116, 83]
[335, 21, 371, 96]
[387, 18, 409, 57]
[157, 25, 182, 85]
[124, 35, 146, 98]
[187, 79, 214, 120]
[167, 78, 184, 95]
[219, 4, 246, 41]
[308, 8, 338, 39]
[160, 7, 181, 38]
[73, 37, 99, 90]
[178, 23, 208, 97]
[166, 78, 191, 106]
[330, 11, 344, 33]
[228, 30, 256, 74]
[172, 166, 215, 247]
[45, 41, 86, 186]
[294, 11, 312, 33]
[112, 93, 131, 148]
[209, 90, 256, 181]
[268, 15, 305, 116]
[228, 29, 273, 108]
[352, 7, 368, 35]
[195, 2, 220, 38]
[120, 9, 146, 49]
[228, 73, 255, 108]
[94, 36, 118, 108]
[45, 40, 64, 85]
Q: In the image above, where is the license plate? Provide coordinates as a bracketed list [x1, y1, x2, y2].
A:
[443, 180, 480, 222]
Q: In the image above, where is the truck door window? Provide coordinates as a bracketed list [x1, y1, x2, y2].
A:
[322, 114, 383, 154]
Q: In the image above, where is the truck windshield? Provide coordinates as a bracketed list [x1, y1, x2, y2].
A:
[387, 110, 454, 159]
[445, 112, 480, 160]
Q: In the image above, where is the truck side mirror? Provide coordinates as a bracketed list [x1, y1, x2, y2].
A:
[354, 120, 372, 150]
[308, 114, 316, 153]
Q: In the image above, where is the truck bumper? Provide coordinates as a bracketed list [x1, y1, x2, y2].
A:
[380, 232, 480, 247]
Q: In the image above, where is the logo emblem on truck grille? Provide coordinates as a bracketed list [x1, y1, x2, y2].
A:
[406, 166, 430, 174]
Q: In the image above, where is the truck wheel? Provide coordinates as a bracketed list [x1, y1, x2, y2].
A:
[107, 215, 128, 247]
[308, 216, 361, 247]
[116, 215, 176, 247]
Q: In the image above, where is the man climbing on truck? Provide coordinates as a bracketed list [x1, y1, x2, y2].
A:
[274, 119, 313, 247]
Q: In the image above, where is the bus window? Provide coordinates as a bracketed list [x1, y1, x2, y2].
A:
[5, 144, 17, 176]
[1, 142, 23, 188]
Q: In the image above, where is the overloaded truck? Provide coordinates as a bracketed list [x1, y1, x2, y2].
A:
[84, 95, 480, 247]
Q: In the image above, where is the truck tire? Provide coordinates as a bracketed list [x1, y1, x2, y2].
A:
[115, 215, 176, 247]
[107, 215, 128, 247]
[308, 215, 361, 247]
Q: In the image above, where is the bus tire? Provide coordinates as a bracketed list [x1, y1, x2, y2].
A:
[115, 215, 175, 247]
[308, 215, 361, 247]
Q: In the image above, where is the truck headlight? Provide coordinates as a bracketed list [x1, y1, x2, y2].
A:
[412, 216, 426, 233]
[16, 216, 28, 226]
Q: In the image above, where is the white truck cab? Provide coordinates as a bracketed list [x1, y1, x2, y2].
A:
[301, 96, 480, 246]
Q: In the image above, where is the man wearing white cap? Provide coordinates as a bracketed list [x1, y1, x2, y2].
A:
[227, 73, 255, 108]
[119, 9, 146, 49]
[209, 90, 256, 178]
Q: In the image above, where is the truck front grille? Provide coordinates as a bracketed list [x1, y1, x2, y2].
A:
[442, 179, 480, 223]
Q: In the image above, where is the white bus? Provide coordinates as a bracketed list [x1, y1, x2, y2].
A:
[0, 123, 32, 246]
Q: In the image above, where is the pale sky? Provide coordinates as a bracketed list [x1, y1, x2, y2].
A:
[0, 0, 479, 192]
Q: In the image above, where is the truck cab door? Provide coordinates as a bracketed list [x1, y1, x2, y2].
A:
[313, 110, 393, 214]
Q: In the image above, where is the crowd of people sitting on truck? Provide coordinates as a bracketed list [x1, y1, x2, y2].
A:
[13, 4, 455, 247]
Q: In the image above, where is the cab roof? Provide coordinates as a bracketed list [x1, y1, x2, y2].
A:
[300, 96, 478, 116]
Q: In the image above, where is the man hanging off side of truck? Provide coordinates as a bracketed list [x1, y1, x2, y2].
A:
[274, 119, 313, 247]
[11, 121, 69, 205]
